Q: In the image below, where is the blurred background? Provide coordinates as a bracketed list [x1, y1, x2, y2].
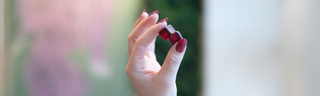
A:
[1, 0, 320, 96]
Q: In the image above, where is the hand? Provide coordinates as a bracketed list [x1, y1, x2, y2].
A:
[126, 10, 187, 96]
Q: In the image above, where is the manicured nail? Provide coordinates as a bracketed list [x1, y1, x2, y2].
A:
[176, 38, 187, 53]
[158, 18, 168, 24]
[149, 10, 159, 17]
[141, 9, 146, 14]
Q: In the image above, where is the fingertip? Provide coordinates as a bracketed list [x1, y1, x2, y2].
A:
[175, 38, 187, 53]
[133, 10, 149, 29]
[142, 11, 148, 16]
[140, 12, 148, 19]
[159, 20, 168, 27]
[148, 10, 159, 17]
[147, 10, 159, 22]
[142, 9, 146, 13]
[139, 12, 158, 27]
[158, 18, 168, 24]
[139, 9, 148, 19]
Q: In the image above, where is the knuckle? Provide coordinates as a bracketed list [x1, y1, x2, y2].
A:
[125, 67, 131, 75]
[166, 56, 180, 67]
[128, 35, 137, 43]
[128, 35, 132, 41]
[141, 23, 149, 30]
[128, 34, 133, 40]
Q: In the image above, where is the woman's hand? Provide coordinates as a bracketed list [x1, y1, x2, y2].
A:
[126, 10, 187, 96]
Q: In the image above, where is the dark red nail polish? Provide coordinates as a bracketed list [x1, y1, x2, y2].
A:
[158, 18, 168, 24]
[159, 25, 176, 41]
[169, 31, 183, 45]
[149, 10, 159, 17]
[142, 9, 146, 14]
[176, 38, 187, 53]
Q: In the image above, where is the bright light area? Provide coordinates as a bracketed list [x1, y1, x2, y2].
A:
[203, 0, 320, 96]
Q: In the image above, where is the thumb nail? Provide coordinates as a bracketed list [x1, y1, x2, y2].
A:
[176, 38, 187, 53]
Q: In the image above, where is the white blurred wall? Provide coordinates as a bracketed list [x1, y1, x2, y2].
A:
[203, 0, 320, 96]
[283, 0, 320, 96]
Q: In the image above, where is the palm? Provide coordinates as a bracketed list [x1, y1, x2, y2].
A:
[142, 41, 161, 72]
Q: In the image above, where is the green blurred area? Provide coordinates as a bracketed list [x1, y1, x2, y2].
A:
[143, 0, 202, 95]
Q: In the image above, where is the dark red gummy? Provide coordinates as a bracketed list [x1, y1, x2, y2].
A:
[159, 25, 176, 40]
[169, 31, 183, 45]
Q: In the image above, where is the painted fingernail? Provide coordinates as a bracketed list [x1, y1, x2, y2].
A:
[141, 9, 146, 14]
[149, 10, 159, 17]
[176, 38, 187, 53]
[158, 18, 168, 24]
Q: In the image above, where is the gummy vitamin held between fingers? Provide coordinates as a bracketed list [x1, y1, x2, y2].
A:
[159, 24, 184, 45]
[159, 25, 176, 40]
[169, 31, 183, 45]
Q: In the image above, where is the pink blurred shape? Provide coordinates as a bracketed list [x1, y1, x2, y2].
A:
[19, 0, 114, 96]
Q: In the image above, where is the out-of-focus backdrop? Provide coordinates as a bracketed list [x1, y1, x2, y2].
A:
[1, 0, 320, 96]
[3, 0, 202, 96]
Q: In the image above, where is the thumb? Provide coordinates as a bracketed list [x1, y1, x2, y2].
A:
[158, 38, 187, 80]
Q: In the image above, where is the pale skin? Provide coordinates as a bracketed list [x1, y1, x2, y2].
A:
[126, 10, 187, 96]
